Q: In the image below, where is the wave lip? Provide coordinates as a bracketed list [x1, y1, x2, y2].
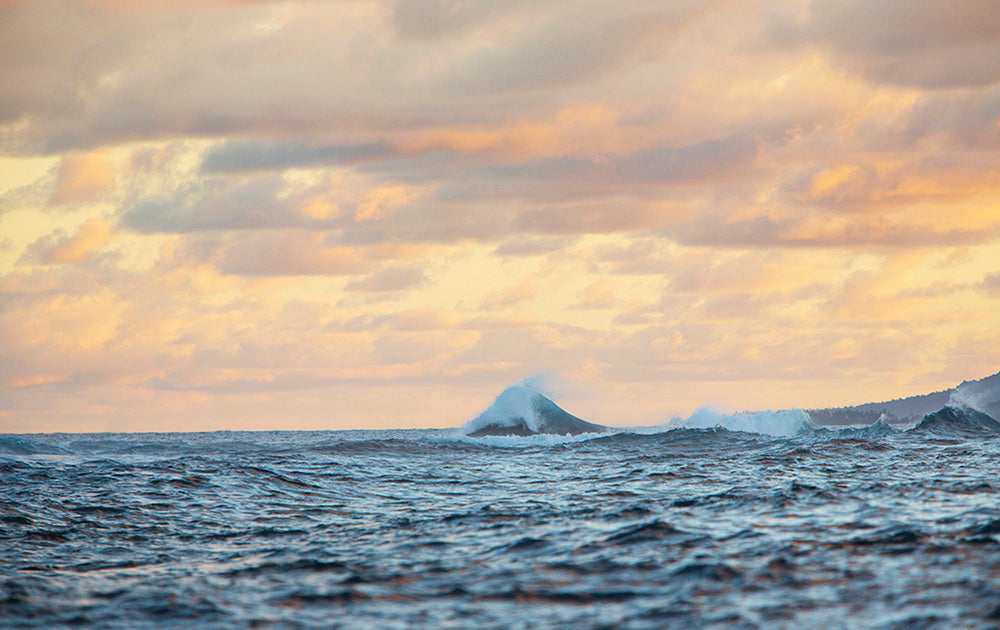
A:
[462, 386, 609, 437]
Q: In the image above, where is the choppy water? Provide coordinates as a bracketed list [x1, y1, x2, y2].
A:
[3, 423, 1000, 629]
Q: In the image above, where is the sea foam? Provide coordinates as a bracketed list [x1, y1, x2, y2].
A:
[463, 386, 548, 434]
[669, 407, 816, 437]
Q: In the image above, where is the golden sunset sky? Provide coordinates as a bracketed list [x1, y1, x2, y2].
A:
[1, 0, 998, 432]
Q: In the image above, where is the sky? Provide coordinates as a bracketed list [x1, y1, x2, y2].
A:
[1, 0, 999, 433]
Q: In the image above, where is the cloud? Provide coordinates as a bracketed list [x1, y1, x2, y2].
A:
[117, 168, 432, 238]
[788, 164, 896, 208]
[617, 135, 761, 184]
[1, 1, 392, 151]
[479, 277, 540, 311]
[330, 202, 510, 246]
[346, 265, 427, 292]
[900, 90, 1000, 150]
[472, 133, 757, 194]
[589, 238, 700, 276]
[788, 0, 1000, 88]
[120, 175, 298, 232]
[322, 135, 757, 242]
[18, 218, 113, 264]
[158, 228, 430, 278]
[671, 212, 1000, 249]
[377, 308, 464, 332]
[512, 202, 673, 236]
[201, 139, 397, 173]
[0, 0, 721, 153]
[6, 0, 1000, 432]
[168, 231, 370, 276]
[493, 235, 575, 257]
[216, 235, 367, 277]
[49, 150, 115, 204]
[0, 1, 103, 129]
[114, 131, 755, 250]
[390, 0, 526, 39]
[0, 168, 57, 215]
[699, 292, 765, 320]
[439, 9, 688, 94]
[984, 273, 1000, 295]
[575, 278, 616, 309]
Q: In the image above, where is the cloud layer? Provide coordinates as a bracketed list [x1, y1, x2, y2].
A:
[1, 0, 998, 432]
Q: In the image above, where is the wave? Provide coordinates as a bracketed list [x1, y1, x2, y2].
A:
[666, 407, 816, 437]
[461, 381, 821, 439]
[0, 436, 68, 455]
[836, 415, 899, 439]
[4, 402, 997, 464]
[908, 404, 1000, 437]
[461, 385, 609, 437]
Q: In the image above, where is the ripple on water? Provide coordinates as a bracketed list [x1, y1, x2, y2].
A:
[1, 428, 1000, 628]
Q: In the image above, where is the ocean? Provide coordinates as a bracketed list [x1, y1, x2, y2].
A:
[3, 411, 1000, 628]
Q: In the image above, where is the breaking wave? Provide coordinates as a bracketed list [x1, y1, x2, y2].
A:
[461, 385, 608, 437]
[665, 407, 816, 437]
[909, 404, 1000, 437]
[457, 379, 1000, 443]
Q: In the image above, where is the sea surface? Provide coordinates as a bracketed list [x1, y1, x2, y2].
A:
[3, 421, 1000, 629]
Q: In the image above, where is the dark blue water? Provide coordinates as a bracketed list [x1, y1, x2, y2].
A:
[3, 421, 1000, 628]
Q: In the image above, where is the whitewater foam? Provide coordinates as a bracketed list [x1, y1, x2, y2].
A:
[446, 429, 618, 448]
[668, 407, 816, 437]
[463, 386, 547, 434]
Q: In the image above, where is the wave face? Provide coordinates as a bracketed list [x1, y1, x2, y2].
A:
[909, 404, 1000, 437]
[671, 407, 816, 437]
[3, 424, 1000, 628]
[0, 435, 69, 455]
[836, 416, 898, 439]
[462, 385, 609, 437]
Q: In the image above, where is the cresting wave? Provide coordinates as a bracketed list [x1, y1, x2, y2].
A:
[461, 385, 611, 437]
[2, 402, 997, 463]
[666, 407, 815, 437]
[458, 381, 1000, 441]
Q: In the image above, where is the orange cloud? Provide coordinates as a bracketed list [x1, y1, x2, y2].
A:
[480, 276, 540, 311]
[399, 105, 629, 161]
[15, 289, 122, 352]
[355, 185, 413, 222]
[47, 218, 113, 263]
[4, 373, 64, 388]
[49, 150, 116, 205]
[576, 278, 616, 309]
[17, 218, 114, 265]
